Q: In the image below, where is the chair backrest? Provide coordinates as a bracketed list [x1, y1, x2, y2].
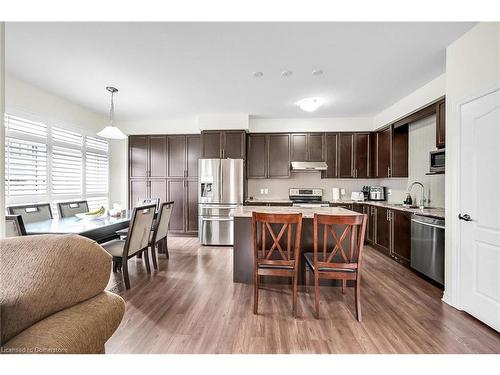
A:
[152, 201, 174, 244]
[7, 203, 53, 224]
[313, 214, 367, 271]
[57, 200, 89, 218]
[252, 212, 303, 266]
[124, 204, 156, 257]
[136, 198, 160, 211]
[5, 215, 27, 237]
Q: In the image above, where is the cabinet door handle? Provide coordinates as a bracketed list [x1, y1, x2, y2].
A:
[355, 169, 358, 178]
[387, 167, 391, 177]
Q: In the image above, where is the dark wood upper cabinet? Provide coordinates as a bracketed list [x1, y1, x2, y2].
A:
[392, 124, 409, 177]
[375, 206, 390, 255]
[369, 133, 377, 178]
[222, 130, 246, 159]
[268, 134, 290, 178]
[436, 99, 446, 149]
[391, 210, 411, 265]
[186, 135, 201, 178]
[323, 133, 338, 178]
[200, 131, 222, 158]
[291, 134, 307, 161]
[247, 134, 267, 179]
[149, 136, 167, 178]
[201, 130, 246, 159]
[308, 133, 325, 161]
[167, 135, 187, 178]
[338, 133, 354, 178]
[377, 127, 392, 178]
[290, 133, 325, 162]
[129, 136, 148, 178]
[354, 133, 369, 178]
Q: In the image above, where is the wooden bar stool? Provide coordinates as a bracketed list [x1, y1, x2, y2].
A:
[252, 212, 303, 318]
[304, 213, 367, 321]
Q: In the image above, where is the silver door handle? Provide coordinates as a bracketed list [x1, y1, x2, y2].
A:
[411, 218, 445, 230]
[201, 217, 233, 222]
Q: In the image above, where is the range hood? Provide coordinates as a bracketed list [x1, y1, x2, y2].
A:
[290, 161, 328, 171]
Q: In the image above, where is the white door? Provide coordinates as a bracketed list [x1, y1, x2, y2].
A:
[459, 88, 500, 332]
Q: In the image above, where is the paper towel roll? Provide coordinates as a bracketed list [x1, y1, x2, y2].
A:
[332, 188, 340, 201]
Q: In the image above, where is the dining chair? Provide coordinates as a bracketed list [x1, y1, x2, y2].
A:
[57, 200, 89, 218]
[7, 203, 53, 224]
[136, 198, 160, 211]
[5, 215, 27, 237]
[252, 212, 303, 317]
[101, 204, 156, 289]
[149, 201, 174, 269]
[304, 213, 367, 321]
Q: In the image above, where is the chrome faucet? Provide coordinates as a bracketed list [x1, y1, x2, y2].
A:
[408, 181, 427, 209]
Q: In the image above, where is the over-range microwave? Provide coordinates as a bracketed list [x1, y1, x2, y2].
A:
[430, 149, 445, 173]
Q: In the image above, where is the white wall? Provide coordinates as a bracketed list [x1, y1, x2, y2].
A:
[373, 74, 445, 130]
[0, 23, 5, 238]
[444, 22, 500, 308]
[249, 117, 373, 133]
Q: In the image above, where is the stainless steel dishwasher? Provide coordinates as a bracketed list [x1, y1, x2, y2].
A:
[410, 214, 445, 285]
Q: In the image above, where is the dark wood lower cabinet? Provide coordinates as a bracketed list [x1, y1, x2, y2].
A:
[390, 210, 411, 265]
[167, 180, 185, 234]
[167, 179, 198, 236]
[375, 206, 391, 255]
[186, 180, 199, 234]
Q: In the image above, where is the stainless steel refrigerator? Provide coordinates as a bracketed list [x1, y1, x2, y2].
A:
[198, 158, 244, 245]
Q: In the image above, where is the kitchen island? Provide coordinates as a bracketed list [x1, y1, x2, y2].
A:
[232, 205, 365, 284]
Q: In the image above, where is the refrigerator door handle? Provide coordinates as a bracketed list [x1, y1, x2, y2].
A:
[220, 160, 223, 202]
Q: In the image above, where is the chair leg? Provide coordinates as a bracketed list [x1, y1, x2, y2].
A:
[164, 238, 170, 259]
[355, 277, 362, 322]
[305, 265, 310, 293]
[112, 258, 118, 273]
[292, 274, 298, 318]
[123, 258, 131, 290]
[144, 249, 151, 273]
[253, 269, 259, 315]
[342, 280, 346, 295]
[151, 244, 158, 270]
[314, 273, 320, 319]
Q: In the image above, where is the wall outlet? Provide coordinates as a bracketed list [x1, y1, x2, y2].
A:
[387, 189, 392, 196]
[260, 188, 269, 195]
[260, 188, 264, 194]
[264, 188, 268, 195]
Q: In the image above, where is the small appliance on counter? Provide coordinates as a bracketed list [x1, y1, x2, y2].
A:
[350, 191, 365, 202]
[368, 186, 386, 201]
[331, 187, 340, 201]
[289, 188, 330, 207]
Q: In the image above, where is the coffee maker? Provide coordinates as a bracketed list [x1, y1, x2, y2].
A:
[362, 186, 386, 201]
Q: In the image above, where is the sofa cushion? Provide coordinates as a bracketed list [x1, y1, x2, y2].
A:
[2, 291, 125, 354]
[0, 234, 112, 344]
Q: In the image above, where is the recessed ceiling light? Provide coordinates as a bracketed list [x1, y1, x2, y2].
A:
[312, 69, 324, 76]
[281, 70, 293, 78]
[296, 97, 326, 112]
[253, 71, 263, 78]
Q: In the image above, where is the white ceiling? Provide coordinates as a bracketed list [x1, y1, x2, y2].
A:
[6, 22, 475, 121]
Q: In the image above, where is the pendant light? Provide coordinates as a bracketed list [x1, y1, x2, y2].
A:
[97, 86, 127, 139]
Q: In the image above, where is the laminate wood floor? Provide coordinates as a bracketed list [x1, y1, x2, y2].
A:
[105, 237, 500, 354]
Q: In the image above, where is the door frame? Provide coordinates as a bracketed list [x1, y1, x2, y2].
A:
[445, 83, 500, 311]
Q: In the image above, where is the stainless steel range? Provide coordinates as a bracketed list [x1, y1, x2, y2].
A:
[289, 188, 330, 208]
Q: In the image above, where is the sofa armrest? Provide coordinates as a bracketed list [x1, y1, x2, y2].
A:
[2, 291, 125, 354]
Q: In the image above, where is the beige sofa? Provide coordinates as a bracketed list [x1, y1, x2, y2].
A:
[0, 234, 125, 354]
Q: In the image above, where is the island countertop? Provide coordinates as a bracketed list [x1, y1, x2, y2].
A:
[232, 205, 361, 218]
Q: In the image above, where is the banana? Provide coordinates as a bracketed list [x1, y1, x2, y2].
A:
[85, 206, 105, 216]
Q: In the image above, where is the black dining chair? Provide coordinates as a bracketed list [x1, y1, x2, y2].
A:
[57, 200, 89, 218]
[7, 203, 53, 224]
[5, 215, 27, 237]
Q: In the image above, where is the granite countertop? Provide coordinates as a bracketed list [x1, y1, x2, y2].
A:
[330, 200, 445, 219]
[232, 205, 363, 219]
[245, 198, 292, 203]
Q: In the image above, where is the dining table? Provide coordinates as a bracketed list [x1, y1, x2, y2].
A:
[24, 212, 132, 243]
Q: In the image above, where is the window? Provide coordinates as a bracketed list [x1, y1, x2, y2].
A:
[4, 114, 109, 213]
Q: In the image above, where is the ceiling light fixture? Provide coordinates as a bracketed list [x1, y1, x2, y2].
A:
[97, 87, 127, 140]
[312, 69, 324, 76]
[296, 97, 326, 112]
[281, 70, 293, 78]
[253, 71, 263, 78]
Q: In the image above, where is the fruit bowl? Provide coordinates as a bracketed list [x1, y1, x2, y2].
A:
[75, 207, 107, 220]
